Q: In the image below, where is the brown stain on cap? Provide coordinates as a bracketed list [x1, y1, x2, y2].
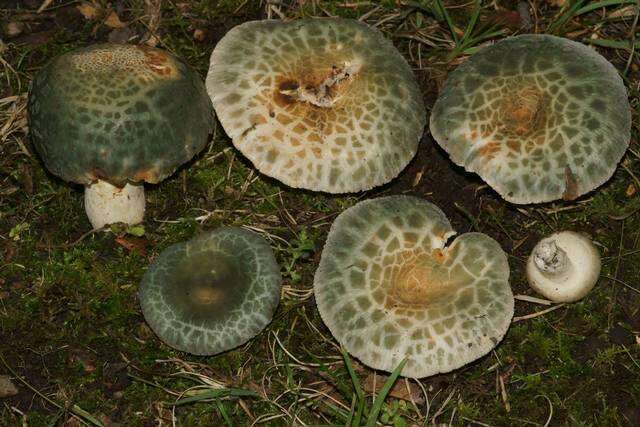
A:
[562, 165, 579, 200]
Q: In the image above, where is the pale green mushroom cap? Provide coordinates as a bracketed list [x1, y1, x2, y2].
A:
[313, 196, 514, 378]
[139, 227, 281, 355]
[206, 18, 426, 193]
[430, 35, 631, 204]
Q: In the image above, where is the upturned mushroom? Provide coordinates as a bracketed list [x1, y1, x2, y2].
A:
[139, 227, 281, 355]
[313, 196, 514, 378]
[28, 43, 213, 229]
[430, 35, 631, 204]
[526, 231, 600, 303]
[206, 18, 426, 193]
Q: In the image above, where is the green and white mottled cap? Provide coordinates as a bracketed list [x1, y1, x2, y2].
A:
[313, 196, 513, 378]
[206, 18, 426, 193]
[430, 35, 631, 204]
[28, 43, 213, 187]
[139, 227, 281, 355]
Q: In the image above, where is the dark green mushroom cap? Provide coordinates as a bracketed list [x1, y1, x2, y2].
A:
[28, 43, 213, 187]
[139, 227, 281, 355]
[430, 35, 631, 203]
[314, 196, 513, 378]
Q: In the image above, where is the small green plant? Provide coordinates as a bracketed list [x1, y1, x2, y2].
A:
[282, 227, 317, 282]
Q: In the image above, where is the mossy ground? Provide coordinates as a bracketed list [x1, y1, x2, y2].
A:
[1, 0, 639, 425]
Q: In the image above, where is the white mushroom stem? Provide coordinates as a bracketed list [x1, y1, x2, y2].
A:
[526, 231, 601, 303]
[84, 180, 145, 229]
[532, 240, 571, 280]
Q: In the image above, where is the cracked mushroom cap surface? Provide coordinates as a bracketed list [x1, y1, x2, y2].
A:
[206, 19, 426, 193]
[28, 43, 213, 187]
[430, 35, 631, 204]
[139, 227, 281, 355]
[313, 196, 514, 378]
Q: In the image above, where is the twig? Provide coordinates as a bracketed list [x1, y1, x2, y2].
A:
[514, 294, 553, 305]
[512, 304, 566, 322]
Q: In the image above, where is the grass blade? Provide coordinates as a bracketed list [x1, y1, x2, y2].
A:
[461, 0, 482, 43]
[585, 38, 640, 49]
[548, 0, 586, 34]
[341, 347, 365, 427]
[575, 0, 636, 15]
[171, 388, 258, 406]
[365, 358, 407, 427]
[434, 0, 459, 44]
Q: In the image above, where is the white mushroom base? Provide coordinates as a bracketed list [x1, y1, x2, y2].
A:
[526, 231, 601, 303]
[84, 180, 145, 229]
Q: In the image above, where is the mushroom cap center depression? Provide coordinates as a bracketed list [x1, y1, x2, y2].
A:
[164, 250, 248, 322]
[273, 59, 361, 110]
[500, 86, 549, 136]
[389, 250, 451, 307]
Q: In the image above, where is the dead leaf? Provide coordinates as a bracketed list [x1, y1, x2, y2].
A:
[76, 2, 101, 20]
[626, 183, 636, 197]
[4, 21, 25, 38]
[104, 11, 126, 28]
[363, 374, 424, 404]
[193, 28, 207, 42]
[547, 0, 567, 7]
[0, 375, 18, 398]
[115, 235, 150, 255]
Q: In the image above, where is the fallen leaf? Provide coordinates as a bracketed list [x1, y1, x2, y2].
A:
[115, 235, 150, 255]
[0, 375, 18, 398]
[104, 11, 126, 28]
[363, 373, 424, 404]
[4, 21, 25, 38]
[76, 1, 101, 20]
[193, 28, 207, 42]
[626, 183, 636, 197]
[547, 0, 567, 7]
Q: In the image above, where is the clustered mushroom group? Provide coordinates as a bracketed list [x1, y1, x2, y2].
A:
[27, 17, 629, 378]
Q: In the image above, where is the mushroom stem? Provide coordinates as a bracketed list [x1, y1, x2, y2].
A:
[532, 239, 571, 281]
[84, 180, 145, 229]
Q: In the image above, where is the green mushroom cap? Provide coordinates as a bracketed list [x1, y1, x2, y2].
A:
[139, 227, 281, 355]
[28, 43, 213, 187]
[207, 18, 426, 193]
[314, 196, 513, 378]
[430, 35, 631, 204]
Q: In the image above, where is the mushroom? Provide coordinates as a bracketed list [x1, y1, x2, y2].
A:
[206, 18, 426, 193]
[139, 227, 281, 355]
[313, 196, 514, 378]
[28, 43, 213, 229]
[430, 35, 631, 204]
[526, 231, 600, 303]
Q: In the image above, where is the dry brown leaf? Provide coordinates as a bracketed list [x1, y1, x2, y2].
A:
[0, 375, 19, 398]
[114, 235, 150, 255]
[547, 0, 567, 7]
[76, 2, 101, 20]
[626, 183, 637, 197]
[104, 11, 126, 28]
[363, 374, 424, 404]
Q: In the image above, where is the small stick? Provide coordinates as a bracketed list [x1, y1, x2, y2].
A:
[512, 304, 566, 322]
[514, 294, 553, 305]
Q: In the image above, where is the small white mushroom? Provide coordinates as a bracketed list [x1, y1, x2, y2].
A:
[526, 231, 601, 302]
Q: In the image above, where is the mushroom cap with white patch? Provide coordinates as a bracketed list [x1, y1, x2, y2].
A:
[206, 19, 426, 193]
[28, 43, 213, 187]
[139, 227, 281, 355]
[313, 196, 514, 378]
[526, 231, 601, 303]
[430, 35, 630, 204]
